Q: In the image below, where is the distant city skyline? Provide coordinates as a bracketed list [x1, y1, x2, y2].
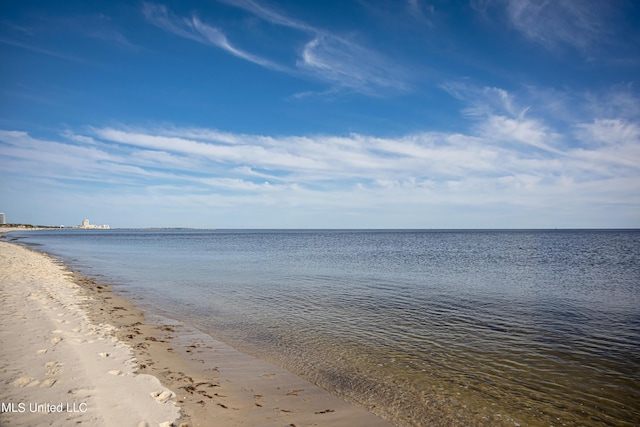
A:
[0, 212, 111, 228]
[1, 1, 639, 228]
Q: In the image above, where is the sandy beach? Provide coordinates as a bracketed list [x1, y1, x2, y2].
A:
[0, 237, 392, 426]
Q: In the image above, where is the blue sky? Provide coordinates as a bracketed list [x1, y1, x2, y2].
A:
[1, 0, 639, 228]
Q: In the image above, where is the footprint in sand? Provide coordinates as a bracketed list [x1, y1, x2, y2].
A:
[98, 352, 110, 358]
[40, 378, 56, 388]
[12, 377, 38, 387]
[108, 370, 123, 376]
[254, 395, 263, 407]
[36, 349, 48, 355]
[51, 336, 63, 345]
[45, 361, 62, 375]
[151, 390, 175, 404]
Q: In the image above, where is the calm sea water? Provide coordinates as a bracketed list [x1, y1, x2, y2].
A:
[7, 229, 640, 426]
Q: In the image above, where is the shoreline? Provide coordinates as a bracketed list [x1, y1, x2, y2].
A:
[0, 237, 392, 426]
[0, 240, 180, 426]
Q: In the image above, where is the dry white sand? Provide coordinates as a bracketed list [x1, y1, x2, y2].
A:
[0, 240, 180, 426]
[0, 237, 393, 426]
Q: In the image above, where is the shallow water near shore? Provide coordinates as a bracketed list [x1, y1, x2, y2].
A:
[7, 229, 640, 426]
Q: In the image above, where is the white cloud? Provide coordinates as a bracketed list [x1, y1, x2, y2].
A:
[479, 115, 562, 154]
[584, 85, 640, 121]
[479, 0, 614, 54]
[576, 119, 640, 146]
[2, 85, 639, 228]
[572, 119, 640, 172]
[442, 82, 563, 154]
[298, 35, 407, 93]
[142, 1, 407, 95]
[61, 130, 99, 145]
[142, 3, 283, 71]
[217, 0, 311, 32]
[93, 127, 326, 171]
[442, 82, 523, 118]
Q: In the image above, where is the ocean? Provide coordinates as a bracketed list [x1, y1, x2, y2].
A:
[7, 229, 640, 426]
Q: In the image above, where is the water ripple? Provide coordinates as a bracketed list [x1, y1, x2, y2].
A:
[10, 229, 640, 426]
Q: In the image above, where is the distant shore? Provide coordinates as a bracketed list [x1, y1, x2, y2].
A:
[0, 225, 60, 232]
[0, 236, 391, 426]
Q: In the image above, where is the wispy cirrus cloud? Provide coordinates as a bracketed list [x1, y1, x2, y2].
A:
[476, 0, 615, 54]
[442, 81, 563, 154]
[142, 3, 282, 70]
[0, 13, 139, 62]
[0, 37, 92, 64]
[442, 82, 521, 117]
[83, 25, 139, 51]
[224, 0, 409, 93]
[217, 0, 311, 32]
[298, 34, 406, 93]
[142, 1, 408, 95]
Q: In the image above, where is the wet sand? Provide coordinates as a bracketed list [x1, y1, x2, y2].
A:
[0, 237, 392, 426]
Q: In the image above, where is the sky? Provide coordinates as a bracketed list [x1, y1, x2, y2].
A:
[1, 0, 639, 228]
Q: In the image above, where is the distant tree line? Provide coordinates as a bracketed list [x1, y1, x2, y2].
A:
[0, 223, 62, 228]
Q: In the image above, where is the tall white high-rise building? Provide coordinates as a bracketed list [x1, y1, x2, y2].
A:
[0, 213, 5, 225]
[78, 218, 109, 229]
